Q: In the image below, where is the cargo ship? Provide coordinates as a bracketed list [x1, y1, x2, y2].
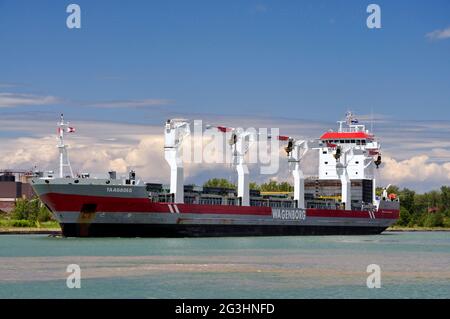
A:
[31, 113, 399, 237]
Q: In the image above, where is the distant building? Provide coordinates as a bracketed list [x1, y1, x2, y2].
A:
[0, 171, 36, 214]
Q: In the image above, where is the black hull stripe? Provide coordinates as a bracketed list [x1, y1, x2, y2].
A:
[61, 223, 388, 237]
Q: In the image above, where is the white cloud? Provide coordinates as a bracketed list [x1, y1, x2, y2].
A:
[426, 26, 450, 41]
[0, 115, 449, 192]
[0, 134, 170, 182]
[0, 136, 57, 169]
[0, 93, 60, 108]
[379, 154, 450, 187]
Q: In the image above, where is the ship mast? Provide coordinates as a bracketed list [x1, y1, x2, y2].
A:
[57, 114, 74, 178]
[164, 119, 190, 204]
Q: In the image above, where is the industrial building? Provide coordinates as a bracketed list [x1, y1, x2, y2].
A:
[0, 171, 36, 213]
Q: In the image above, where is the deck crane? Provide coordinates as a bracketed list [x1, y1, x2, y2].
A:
[332, 143, 355, 210]
[164, 119, 190, 204]
[207, 125, 257, 206]
[276, 135, 325, 209]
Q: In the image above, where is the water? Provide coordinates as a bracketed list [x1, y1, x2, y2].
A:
[0, 232, 449, 298]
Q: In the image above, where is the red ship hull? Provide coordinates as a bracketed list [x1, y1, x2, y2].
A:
[36, 188, 399, 237]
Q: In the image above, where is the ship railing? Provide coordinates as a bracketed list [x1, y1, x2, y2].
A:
[338, 125, 366, 133]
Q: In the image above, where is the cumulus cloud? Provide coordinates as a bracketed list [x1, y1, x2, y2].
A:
[0, 134, 169, 182]
[0, 115, 449, 191]
[426, 26, 450, 41]
[379, 154, 450, 188]
[0, 93, 60, 108]
[0, 136, 58, 169]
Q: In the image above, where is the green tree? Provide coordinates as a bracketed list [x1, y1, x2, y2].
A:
[407, 211, 424, 227]
[440, 186, 450, 212]
[423, 212, 444, 228]
[399, 188, 416, 213]
[375, 186, 383, 196]
[203, 178, 235, 189]
[396, 207, 411, 226]
[37, 205, 53, 222]
[11, 198, 29, 220]
[249, 182, 260, 190]
[11, 197, 52, 223]
[260, 180, 293, 192]
[11, 197, 40, 222]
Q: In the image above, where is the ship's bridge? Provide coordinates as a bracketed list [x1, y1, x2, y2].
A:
[318, 112, 379, 181]
[320, 131, 373, 146]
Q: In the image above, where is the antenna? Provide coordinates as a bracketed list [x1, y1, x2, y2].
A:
[57, 114, 74, 178]
[370, 107, 374, 133]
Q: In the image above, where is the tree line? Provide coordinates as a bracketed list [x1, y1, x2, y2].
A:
[381, 185, 450, 228]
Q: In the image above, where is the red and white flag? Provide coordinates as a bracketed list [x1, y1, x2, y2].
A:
[326, 142, 337, 148]
[216, 126, 233, 133]
[277, 135, 290, 141]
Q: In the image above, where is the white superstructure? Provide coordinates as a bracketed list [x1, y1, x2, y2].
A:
[318, 112, 382, 207]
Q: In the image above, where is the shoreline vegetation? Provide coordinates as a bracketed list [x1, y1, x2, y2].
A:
[1, 179, 449, 234]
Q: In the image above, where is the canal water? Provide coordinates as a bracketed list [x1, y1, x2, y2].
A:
[0, 232, 449, 298]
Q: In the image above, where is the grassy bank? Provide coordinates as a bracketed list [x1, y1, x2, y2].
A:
[0, 217, 60, 234]
[0, 218, 59, 228]
[0, 196, 60, 234]
[387, 225, 450, 231]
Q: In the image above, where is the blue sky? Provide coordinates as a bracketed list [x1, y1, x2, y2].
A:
[0, 1, 449, 191]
